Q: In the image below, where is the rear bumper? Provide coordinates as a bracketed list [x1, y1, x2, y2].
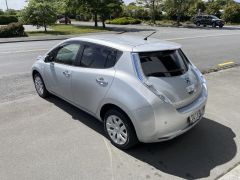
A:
[133, 84, 208, 143]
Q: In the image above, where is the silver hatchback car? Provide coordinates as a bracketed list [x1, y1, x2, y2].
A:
[32, 34, 208, 149]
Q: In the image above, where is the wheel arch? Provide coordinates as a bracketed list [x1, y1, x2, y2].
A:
[99, 103, 139, 140]
[32, 69, 40, 79]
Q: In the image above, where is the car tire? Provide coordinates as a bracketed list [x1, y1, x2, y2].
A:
[212, 23, 216, 28]
[196, 22, 200, 27]
[104, 109, 138, 149]
[33, 73, 50, 98]
[219, 25, 223, 28]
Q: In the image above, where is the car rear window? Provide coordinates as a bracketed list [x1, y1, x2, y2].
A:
[139, 49, 188, 77]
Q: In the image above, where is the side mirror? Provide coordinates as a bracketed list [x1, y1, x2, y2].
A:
[45, 55, 54, 63]
[37, 55, 43, 61]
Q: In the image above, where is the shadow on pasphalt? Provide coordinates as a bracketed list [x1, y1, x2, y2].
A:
[47, 96, 237, 180]
[127, 118, 237, 179]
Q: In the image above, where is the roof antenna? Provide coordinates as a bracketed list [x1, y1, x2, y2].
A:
[144, 31, 156, 40]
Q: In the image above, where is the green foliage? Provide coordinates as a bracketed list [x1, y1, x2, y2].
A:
[164, 0, 198, 22]
[5, 9, 18, 15]
[223, 3, 240, 23]
[0, 9, 4, 15]
[121, 4, 151, 20]
[0, 15, 18, 25]
[187, 1, 206, 17]
[20, 0, 57, 31]
[206, 1, 221, 17]
[0, 22, 26, 38]
[136, 0, 163, 23]
[106, 17, 141, 25]
[66, 0, 123, 27]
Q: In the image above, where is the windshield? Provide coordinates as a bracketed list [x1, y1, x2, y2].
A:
[139, 49, 189, 77]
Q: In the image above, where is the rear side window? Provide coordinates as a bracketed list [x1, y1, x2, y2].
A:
[80, 45, 118, 69]
[139, 49, 188, 77]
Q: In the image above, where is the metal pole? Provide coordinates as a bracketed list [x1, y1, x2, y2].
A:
[5, 0, 9, 10]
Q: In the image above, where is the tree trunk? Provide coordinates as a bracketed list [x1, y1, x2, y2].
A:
[102, 18, 105, 28]
[44, 24, 47, 32]
[94, 12, 98, 27]
[65, 14, 68, 25]
[43, 21, 47, 32]
[151, 0, 156, 24]
[177, 14, 180, 27]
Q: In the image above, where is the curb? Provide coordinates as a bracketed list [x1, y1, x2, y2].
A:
[217, 163, 240, 180]
[0, 35, 74, 44]
[0, 31, 117, 44]
[202, 62, 239, 75]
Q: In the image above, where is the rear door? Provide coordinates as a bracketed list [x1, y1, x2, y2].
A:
[71, 43, 118, 114]
[138, 49, 202, 109]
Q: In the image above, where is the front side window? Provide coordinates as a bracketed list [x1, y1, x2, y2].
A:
[80, 45, 117, 69]
[139, 49, 188, 77]
[55, 44, 81, 65]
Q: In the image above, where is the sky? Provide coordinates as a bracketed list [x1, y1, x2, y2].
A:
[0, 0, 134, 10]
[0, 0, 239, 11]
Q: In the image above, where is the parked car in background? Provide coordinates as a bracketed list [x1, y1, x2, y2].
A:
[32, 34, 208, 149]
[58, 17, 71, 24]
[193, 15, 224, 28]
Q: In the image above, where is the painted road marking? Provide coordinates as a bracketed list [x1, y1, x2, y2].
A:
[0, 49, 48, 54]
[218, 61, 235, 67]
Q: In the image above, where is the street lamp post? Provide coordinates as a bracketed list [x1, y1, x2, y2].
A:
[5, 0, 9, 10]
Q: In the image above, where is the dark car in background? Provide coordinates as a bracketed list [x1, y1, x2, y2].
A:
[58, 17, 71, 24]
[193, 15, 224, 28]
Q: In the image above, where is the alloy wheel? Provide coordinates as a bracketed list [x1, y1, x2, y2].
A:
[106, 115, 128, 145]
[35, 76, 44, 96]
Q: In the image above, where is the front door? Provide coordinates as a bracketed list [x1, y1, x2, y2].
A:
[44, 43, 81, 101]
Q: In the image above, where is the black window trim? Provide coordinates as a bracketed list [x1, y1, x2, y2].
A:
[138, 48, 190, 77]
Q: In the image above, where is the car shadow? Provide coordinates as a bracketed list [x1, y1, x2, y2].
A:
[46, 95, 237, 180]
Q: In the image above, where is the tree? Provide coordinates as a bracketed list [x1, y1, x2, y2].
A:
[164, 0, 198, 26]
[188, 1, 206, 17]
[206, 1, 221, 17]
[223, 2, 240, 23]
[20, 0, 57, 32]
[5, 9, 18, 15]
[68, 0, 122, 27]
[0, 9, 4, 15]
[137, 0, 163, 24]
[121, 3, 150, 20]
[53, 0, 77, 24]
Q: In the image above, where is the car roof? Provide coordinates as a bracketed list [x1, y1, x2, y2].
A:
[67, 34, 181, 52]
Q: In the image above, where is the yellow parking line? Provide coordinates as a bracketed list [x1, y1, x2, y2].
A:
[218, 61, 235, 67]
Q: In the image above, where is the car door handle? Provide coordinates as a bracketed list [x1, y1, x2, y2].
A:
[96, 77, 108, 87]
[63, 71, 71, 77]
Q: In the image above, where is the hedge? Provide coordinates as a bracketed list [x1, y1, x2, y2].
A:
[0, 15, 18, 25]
[0, 22, 27, 38]
[106, 17, 141, 25]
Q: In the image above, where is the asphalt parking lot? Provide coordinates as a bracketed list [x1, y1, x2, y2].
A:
[0, 25, 240, 179]
[0, 66, 239, 180]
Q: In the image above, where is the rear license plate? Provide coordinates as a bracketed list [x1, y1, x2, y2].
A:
[189, 109, 203, 124]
